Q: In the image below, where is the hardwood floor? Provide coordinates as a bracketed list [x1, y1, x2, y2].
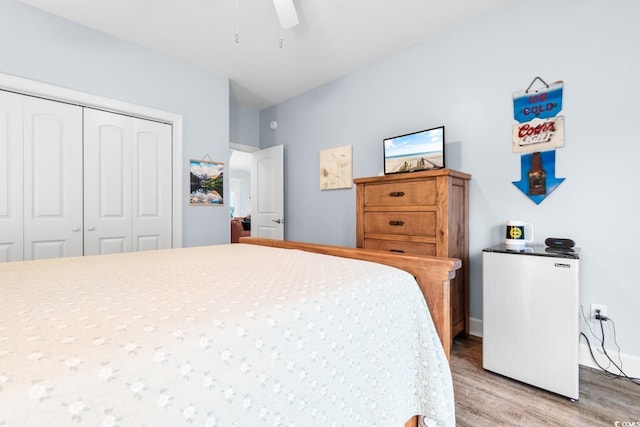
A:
[451, 336, 640, 426]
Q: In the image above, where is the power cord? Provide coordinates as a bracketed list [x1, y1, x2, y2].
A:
[580, 306, 615, 374]
[579, 305, 640, 386]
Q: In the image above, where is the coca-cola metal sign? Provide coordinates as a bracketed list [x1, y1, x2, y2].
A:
[512, 116, 565, 153]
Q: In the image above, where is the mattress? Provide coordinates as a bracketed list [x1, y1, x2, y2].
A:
[0, 243, 454, 426]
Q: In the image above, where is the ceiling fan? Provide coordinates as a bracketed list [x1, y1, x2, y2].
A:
[272, 0, 299, 29]
[234, 0, 298, 46]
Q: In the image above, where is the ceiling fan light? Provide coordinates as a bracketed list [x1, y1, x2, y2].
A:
[272, 0, 299, 29]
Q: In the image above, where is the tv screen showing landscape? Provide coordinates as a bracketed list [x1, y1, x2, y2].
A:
[383, 126, 445, 174]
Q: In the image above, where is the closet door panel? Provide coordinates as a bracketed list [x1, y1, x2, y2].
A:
[23, 97, 83, 260]
[0, 91, 23, 262]
[1, 84, 175, 262]
[132, 118, 172, 251]
[84, 109, 132, 256]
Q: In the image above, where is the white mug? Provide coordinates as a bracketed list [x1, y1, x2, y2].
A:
[505, 220, 534, 247]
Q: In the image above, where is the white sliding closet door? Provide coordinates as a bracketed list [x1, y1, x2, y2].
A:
[23, 96, 83, 260]
[0, 91, 23, 262]
[84, 108, 172, 255]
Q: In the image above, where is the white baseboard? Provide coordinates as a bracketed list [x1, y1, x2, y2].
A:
[579, 342, 640, 379]
[468, 317, 483, 338]
[466, 318, 640, 379]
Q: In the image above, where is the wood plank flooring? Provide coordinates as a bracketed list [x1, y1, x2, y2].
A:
[451, 336, 640, 426]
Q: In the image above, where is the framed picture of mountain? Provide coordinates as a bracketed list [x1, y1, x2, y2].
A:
[189, 159, 224, 205]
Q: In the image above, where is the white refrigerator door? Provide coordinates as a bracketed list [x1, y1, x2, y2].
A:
[483, 251, 579, 399]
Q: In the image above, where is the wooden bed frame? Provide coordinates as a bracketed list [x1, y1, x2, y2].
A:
[243, 237, 461, 427]
[241, 237, 462, 360]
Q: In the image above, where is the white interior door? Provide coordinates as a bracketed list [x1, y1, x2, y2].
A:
[0, 91, 23, 262]
[84, 109, 133, 255]
[23, 96, 83, 260]
[131, 117, 172, 251]
[251, 145, 284, 239]
[84, 109, 172, 255]
[0, 74, 183, 260]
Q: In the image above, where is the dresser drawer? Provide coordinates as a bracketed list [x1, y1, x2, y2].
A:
[364, 180, 437, 207]
[363, 239, 436, 256]
[363, 212, 436, 236]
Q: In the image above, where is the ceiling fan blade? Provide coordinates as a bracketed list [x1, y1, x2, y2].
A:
[272, 0, 299, 29]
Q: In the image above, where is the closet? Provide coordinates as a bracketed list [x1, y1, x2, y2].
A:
[0, 90, 172, 262]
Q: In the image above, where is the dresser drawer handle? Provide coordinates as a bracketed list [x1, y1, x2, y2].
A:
[388, 220, 405, 226]
[389, 249, 405, 253]
[389, 191, 405, 197]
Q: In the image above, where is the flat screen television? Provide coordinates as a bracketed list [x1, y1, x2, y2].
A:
[383, 126, 445, 174]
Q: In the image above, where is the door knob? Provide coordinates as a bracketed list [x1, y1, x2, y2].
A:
[72, 227, 80, 232]
[272, 219, 284, 224]
[87, 226, 96, 231]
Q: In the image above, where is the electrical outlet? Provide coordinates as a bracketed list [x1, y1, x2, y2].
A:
[590, 303, 608, 321]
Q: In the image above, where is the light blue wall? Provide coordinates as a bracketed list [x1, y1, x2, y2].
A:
[261, 0, 640, 358]
[230, 102, 260, 147]
[0, 0, 230, 247]
[229, 103, 258, 222]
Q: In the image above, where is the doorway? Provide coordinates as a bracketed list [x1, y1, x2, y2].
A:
[229, 149, 253, 219]
[229, 144, 257, 243]
[228, 143, 285, 242]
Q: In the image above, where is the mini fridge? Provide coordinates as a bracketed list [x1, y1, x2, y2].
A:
[482, 244, 580, 400]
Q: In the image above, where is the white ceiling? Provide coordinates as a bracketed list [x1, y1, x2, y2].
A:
[19, 0, 510, 110]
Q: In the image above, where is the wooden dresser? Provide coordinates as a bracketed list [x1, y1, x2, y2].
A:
[354, 169, 471, 344]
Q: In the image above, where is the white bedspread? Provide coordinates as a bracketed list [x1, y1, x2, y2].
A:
[0, 244, 454, 426]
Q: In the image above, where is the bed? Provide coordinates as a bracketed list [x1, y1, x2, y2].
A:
[0, 238, 460, 426]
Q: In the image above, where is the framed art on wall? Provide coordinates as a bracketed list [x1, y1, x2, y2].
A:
[189, 159, 224, 205]
[319, 145, 352, 190]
